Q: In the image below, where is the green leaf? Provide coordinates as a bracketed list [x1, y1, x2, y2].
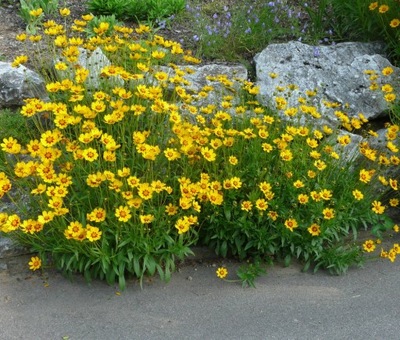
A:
[284, 254, 291, 267]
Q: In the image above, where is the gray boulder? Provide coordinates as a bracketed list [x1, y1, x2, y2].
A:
[0, 236, 29, 259]
[255, 41, 399, 127]
[0, 61, 47, 108]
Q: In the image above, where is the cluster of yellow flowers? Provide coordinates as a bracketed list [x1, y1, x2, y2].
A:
[1, 7, 400, 278]
[369, 2, 400, 27]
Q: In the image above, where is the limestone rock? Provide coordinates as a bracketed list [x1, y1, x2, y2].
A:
[0, 236, 29, 259]
[158, 63, 248, 108]
[0, 61, 47, 108]
[255, 41, 399, 127]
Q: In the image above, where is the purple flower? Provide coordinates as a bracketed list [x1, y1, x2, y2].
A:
[212, 13, 218, 19]
[193, 35, 199, 42]
[245, 27, 252, 34]
[268, 2, 275, 6]
[313, 47, 320, 57]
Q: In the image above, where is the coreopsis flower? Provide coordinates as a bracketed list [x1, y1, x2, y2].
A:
[11, 55, 28, 68]
[352, 189, 364, 200]
[29, 8, 43, 17]
[175, 218, 190, 234]
[15, 33, 27, 41]
[388, 250, 397, 263]
[359, 169, 373, 183]
[369, 2, 378, 10]
[82, 148, 99, 162]
[382, 67, 394, 76]
[201, 147, 216, 162]
[293, 180, 305, 188]
[28, 256, 42, 271]
[389, 198, 399, 207]
[86, 225, 102, 242]
[322, 208, 335, 220]
[307, 223, 321, 236]
[298, 194, 309, 204]
[255, 198, 268, 211]
[241, 201, 253, 212]
[382, 84, 394, 93]
[1, 137, 22, 154]
[363, 240, 376, 252]
[140, 214, 154, 224]
[59, 8, 71, 16]
[393, 225, 400, 232]
[314, 160, 326, 171]
[138, 183, 154, 200]
[115, 205, 132, 222]
[389, 179, 398, 190]
[87, 208, 107, 222]
[320, 189, 332, 200]
[165, 203, 178, 216]
[284, 218, 298, 232]
[280, 149, 293, 161]
[371, 200, 385, 214]
[216, 267, 228, 279]
[378, 4, 389, 13]
[384, 93, 396, 102]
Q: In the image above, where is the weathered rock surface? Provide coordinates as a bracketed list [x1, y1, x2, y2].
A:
[0, 61, 48, 108]
[255, 41, 399, 127]
[0, 236, 29, 259]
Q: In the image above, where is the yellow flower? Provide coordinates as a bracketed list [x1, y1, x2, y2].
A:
[87, 208, 107, 222]
[378, 4, 389, 13]
[201, 147, 217, 162]
[307, 223, 321, 236]
[363, 240, 376, 253]
[140, 214, 154, 224]
[371, 200, 385, 214]
[175, 218, 190, 234]
[369, 2, 378, 10]
[382, 67, 394, 76]
[389, 179, 398, 190]
[241, 201, 253, 212]
[352, 189, 364, 200]
[293, 180, 305, 188]
[359, 169, 373, 183]
[284, 218, 298, 232]
[1, 137, 22, 154]
[337, 135, 351, 146]
[322, 208, 335, 220]
[86, 225, 102, 242]
[165, 203, 178, 216]
[314, 160, 327, 171]
[320, 189, 332, 200]
[280, 149, 293, 161]
[389, 198, 399, 207]
[255, 198, 268, 211]
[82, 148, 99, 162]
[216, 267, 228, 279]
[228, 156, 238, 165]
[388, 250, 397, 262]
[298, 194, 309, 204]
[59, 8, 71, 16]
[11, 55, 28, 68]
[28, 256, 42, 271]
[29, 8, 43, 17]
[115, 205, 132, 222]
[384, 93, 396, 102]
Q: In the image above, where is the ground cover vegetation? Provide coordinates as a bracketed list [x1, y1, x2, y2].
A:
[0, 0, 399, 288]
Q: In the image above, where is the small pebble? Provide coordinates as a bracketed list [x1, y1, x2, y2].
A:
[186, 276, 192, 281]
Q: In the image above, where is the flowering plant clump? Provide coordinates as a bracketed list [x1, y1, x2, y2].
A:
[0, 8, 399, 288]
